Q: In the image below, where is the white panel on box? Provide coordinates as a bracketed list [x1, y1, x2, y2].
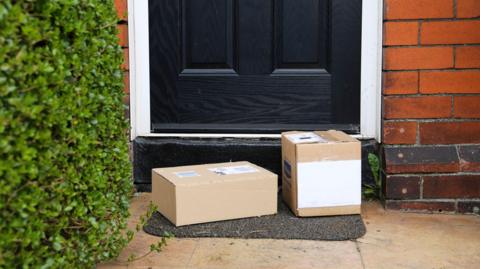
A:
[297, 160, 361, 208]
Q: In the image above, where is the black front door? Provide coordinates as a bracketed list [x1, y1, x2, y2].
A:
[148, 0, 361, 133]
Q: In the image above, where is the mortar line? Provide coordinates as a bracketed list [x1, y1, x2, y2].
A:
[418, 20, 422, 46]
[417, 69, 420, 95]
[384, 93, 480, 98]
[385, 17, 479, 22]
[415, 121, 420, 145]
[419, 176, 424, 199]
[453, 45, 457, 68]
[451, 95, 455, 118]
[454, 0, 458, 18]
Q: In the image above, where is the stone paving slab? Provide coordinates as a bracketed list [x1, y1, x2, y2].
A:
[98, 193, 480, 269]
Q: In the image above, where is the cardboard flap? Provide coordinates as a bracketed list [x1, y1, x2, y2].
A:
[283, 130, 358, 144]
[314, 130, 359, 143]
[296, 142, 361, 162]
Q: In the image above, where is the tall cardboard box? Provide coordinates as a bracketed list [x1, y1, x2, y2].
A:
[152, 161, 277, 226]
[282, 130, 361, 217]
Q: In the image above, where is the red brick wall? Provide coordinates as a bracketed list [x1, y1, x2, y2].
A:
[115, 0, 130, 118]
[383, 0, 480, 214]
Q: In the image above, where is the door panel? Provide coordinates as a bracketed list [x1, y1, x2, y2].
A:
[238, 0, 272, 75]
[176, 76, 331, 124]
[149, 0, 361, 133]
[276, 0, 327, 68]
[183, 0, 235, 70]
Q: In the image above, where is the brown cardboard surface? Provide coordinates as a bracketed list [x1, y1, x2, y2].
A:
[152, 161, 277, 226]
[282, 130, 362, 217]
[297, 205, 361, 217]
[314, 130, 359, 143]
[151, 172, 177, 224]
[296, 143, 361, 162]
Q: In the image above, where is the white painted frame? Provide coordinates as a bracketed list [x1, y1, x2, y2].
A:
[128, 0, 383, 141]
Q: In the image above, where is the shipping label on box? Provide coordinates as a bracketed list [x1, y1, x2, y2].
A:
[208, 165, 258, 175]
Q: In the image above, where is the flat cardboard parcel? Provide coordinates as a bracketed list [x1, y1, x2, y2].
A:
[282, 130, 361, 217]
[152, 161, 277, 226]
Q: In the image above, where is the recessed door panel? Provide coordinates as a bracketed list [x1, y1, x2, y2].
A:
[182, 0, 235, 70]
[277, 0, 327, 68]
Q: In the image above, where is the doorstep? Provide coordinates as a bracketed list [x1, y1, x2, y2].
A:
[132, 137, 378, 191]
[98, 193, 480, 269]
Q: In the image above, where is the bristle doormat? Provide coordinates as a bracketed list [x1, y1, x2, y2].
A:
[143, 199, 366, 241]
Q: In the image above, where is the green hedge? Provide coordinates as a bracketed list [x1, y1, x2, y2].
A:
[0, 1, 133, 267]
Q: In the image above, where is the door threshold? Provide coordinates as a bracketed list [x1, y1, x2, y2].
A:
[136, 133, 367, 139]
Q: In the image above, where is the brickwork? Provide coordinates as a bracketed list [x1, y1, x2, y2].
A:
[115, 0, 129, 118]
[383, 0, 480, 214]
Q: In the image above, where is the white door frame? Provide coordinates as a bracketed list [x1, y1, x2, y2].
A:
[127, 0, 383, 141]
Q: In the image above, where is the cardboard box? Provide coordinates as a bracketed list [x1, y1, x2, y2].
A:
[152, 161, 277, 226]
[281, 130, 361, 217]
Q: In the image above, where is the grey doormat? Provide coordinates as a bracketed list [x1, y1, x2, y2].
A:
[143, 199, 366, 241]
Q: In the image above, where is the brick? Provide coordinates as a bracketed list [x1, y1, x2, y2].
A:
[383, 72, 418, 95]
[384, 22, 418, 46]
[384, 47, 453, 70]
[117, 24, 128, 48]
[384, 0, 453, 19]
[457, 0, 480, 18]
[454, 96, 480, 118]
[123, 72, 130, 94]
[385, 176, 421, 199]
[459, 145, 480, 172]
[420, 71, 480, 94]
[122, 48, 129, 70]
[384, 146, 459, 173]
[124, 105, 130, 120]
[383, 121, 417, 144]
[123, 94, 130, 106]
[123, 95, 130, 120]
[385, 200, 455, 213]
[421, 21, 480, 45]
[457, 201, 480, 214]
[456, 46, 480, 68]
[384, 96, 451, 119]
[115, 0, 128, 21]
[424, 175, 480, 199]
[419, 122, 480, 144]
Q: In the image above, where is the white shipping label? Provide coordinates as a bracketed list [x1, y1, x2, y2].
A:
[297, 160, 361, 208]
[174, 171, 200, 178]
[209, 165, 258, 175]
[286, 132, 327, 144]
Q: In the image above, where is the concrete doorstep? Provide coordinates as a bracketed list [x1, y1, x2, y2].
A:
[98, 193, 480, 269]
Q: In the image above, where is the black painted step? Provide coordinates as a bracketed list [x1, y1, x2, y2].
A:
[133, 137, 378, 192]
